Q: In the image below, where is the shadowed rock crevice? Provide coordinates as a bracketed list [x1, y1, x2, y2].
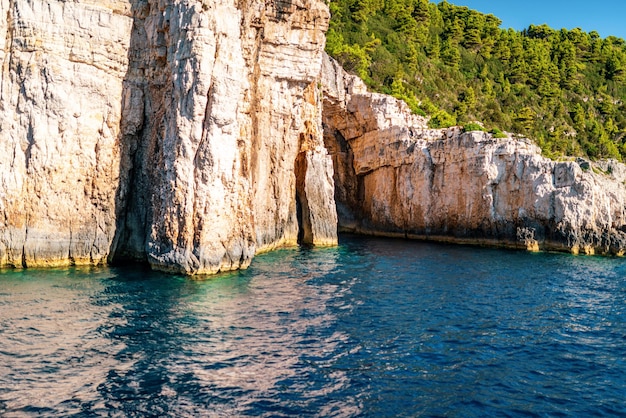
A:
[110, 0, 160, 266]
[294, 151, 317, 246]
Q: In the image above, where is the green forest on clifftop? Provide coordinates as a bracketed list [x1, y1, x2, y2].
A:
[325, 0, 626, 160]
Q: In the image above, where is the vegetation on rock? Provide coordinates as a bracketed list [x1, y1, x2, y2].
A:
[326, 0, 626, 160]
[462, 122, 486, 132]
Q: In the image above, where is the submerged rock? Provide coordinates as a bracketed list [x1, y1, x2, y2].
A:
[322, 53, 626, 255]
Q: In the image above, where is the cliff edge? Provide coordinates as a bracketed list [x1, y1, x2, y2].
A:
[322, 53, 626, 255]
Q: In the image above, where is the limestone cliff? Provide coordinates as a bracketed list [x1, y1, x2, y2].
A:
[4, 0, 625, 275]
[0, 0, 131, 268]
[0, 0, 337, 274]
[322, 54, 626, 255]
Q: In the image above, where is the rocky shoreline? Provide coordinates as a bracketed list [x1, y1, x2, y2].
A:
[322, 53, 626, 256]
[1, 0, 625, 275]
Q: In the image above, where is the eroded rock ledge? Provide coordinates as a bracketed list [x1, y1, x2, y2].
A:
[322, 53, 626, 256]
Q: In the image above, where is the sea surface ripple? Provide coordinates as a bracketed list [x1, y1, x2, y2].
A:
[1, 235, 626, 417]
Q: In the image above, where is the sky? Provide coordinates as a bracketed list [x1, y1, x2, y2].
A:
[441, 1, 626, 39]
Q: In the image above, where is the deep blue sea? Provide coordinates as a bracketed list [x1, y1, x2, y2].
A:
[1, 235, 626, 417]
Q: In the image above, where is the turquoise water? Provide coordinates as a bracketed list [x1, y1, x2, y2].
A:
[1, 235, 626, 417]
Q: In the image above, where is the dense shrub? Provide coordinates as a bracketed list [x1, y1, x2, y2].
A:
[463, 122, 486, 132]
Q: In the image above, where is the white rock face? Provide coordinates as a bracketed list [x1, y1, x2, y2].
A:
[0, 0, 132, 268]
[322, 54, 626, 255]
[0, 0, 337, 273]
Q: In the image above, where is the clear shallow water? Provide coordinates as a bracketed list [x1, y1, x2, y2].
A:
[1, 235, 626, 417]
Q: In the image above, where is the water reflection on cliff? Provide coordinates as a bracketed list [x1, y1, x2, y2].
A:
[0, 246, 362, 416]
[0, 267, 124, 415]
[167, 248, 361, 416]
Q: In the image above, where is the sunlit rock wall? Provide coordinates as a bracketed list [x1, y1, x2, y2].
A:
[0, 0, 132, 268]
[0, 0, 337, 274]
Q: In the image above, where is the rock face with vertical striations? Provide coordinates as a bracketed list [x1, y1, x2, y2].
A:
[322, 53, 626, 255]
[0, 0, 133, 268]
[0, 0, 337, 274]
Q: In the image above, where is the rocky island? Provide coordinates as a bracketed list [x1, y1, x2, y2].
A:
[1, 0, 626, 275]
